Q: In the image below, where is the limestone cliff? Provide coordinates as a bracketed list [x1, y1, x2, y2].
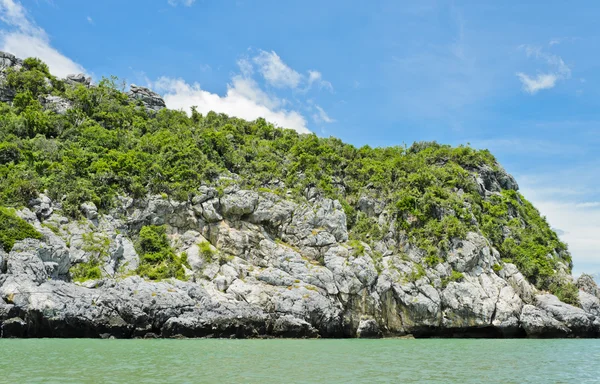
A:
[1, 51, 599, 338]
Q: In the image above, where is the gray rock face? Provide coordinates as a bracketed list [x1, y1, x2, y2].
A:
[29, 194, 53, 220]
[128, 84, 166, 112]
[0, 51, 22, 71]
[65, 73, 91, 87]
[475, 164, 519, 196]
[220, 190, 258, 217]
[41, 95, 72, 115]
[577, 274, 600, 298]
[520, 295, 598, 338]
[356, 319, 382, 338]
[0, 51, 21, 103]
[80, 202, 98, 221]
[1, 190, 599, 339]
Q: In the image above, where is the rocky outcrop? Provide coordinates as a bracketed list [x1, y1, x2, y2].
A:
[65, 73, 91, 87]
[41, 95, 72, 115]
[0, 51, 21, 103]
[2, 186, 599, 339]
[127, 85, 166, 112]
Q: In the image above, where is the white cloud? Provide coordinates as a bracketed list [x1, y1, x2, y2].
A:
[0, 0, 86, 77]
[516, 45, 571, 94]
[154, 75, 310, 133]
[87, 16, 94, 25]
[519, 164, 600, 275]
[516, 73, 557, 94]
[152, 49, 333, 133]
[312, 105, 335, 124]
[522, 192, 600, 274]
[250, 50, 333, 92]
[307, 70, 333, 92]
[253, 50, 302, 89]
[168, 0, 196, 6]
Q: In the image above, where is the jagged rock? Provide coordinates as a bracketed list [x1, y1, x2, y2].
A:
[220, 190, 259, 217]
[520, 304, 571, 337]
[531, 294, 597, 337]
[80, 202, 98, 221]
[0, 51, 22, 71]
[356, 319, 382, 338]
[29, 194, 53, 220]
[201, 198, 222, 223]
[284, 198, 348, 251]
[0, 249, 6, 274]
[1, 317, 27, 338]
[272, 315, 320, 338]
[0, 51, 21, 103]
[128, 84, 166, 112]
[579, 291, 600, 317]
[475, 164, 519, 196]
[577, 274, 600, 298]
[1, 184, 599, 339]
[447, 232, 495, 273]
[247, 193, 295, 230]
[357, 195, 384, 217]
[107, 235, 139, 275]
[42, 95, 72, 114]
[9, 238, 70, 279]
[65, 73, 91, 86]
[6, 243, 48, 284]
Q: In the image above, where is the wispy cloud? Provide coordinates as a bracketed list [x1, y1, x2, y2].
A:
[516, 45, 571, 94]
[312, 105, 335, 124]
[86, 16, 94, 25]
[517, 161, 600, 275]
[522, 189, 600, 274]
[253, 50, 302, 89]
[307, 70, 333, 92]
[249, 50, 333, 92]
[0, 0, 86, 77]
[167, 0, 196, 6]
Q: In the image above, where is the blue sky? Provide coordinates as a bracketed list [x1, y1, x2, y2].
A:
[1, 0, 599, 275]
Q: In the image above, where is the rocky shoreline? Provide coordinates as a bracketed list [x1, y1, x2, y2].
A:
[1, 187, 599, 339]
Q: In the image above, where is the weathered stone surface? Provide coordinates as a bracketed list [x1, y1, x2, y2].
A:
[128, 84, 166, 112]
[577, 274, 600, 298]
[356, 319, 382, 338]
[220, 190, 258, 217]
[6, 241, 49, 284]
[579, 291, 600, 317]
[42, 95, 72, 114]
[520, 304, 570, 338]
[0, 51, 22, 71]
[29, 194, 53, 220]
[65, 73, 91, 86]
[1, 187, 598, 339]
[80, 202, 98, 221]
[533, 294, 596, 337]
[0, 51, 21, 103]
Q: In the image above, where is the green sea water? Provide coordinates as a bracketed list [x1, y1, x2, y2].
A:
[0, 339, 598, 383]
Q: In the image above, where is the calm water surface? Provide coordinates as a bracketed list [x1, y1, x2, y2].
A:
[0, 339, 598, 383]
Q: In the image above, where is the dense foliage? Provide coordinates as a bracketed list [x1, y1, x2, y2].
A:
[136, 225, 189, 280]
[0, 57, 573, 296]
[0, 206, 41, 252]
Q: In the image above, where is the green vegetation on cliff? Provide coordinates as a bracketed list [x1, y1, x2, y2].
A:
[0, 206, 42, 252]
[0, 56, 573, 296]
[137, 225, 189, 280]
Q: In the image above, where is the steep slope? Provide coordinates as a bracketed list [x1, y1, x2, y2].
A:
[0, 52, 599, 338]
